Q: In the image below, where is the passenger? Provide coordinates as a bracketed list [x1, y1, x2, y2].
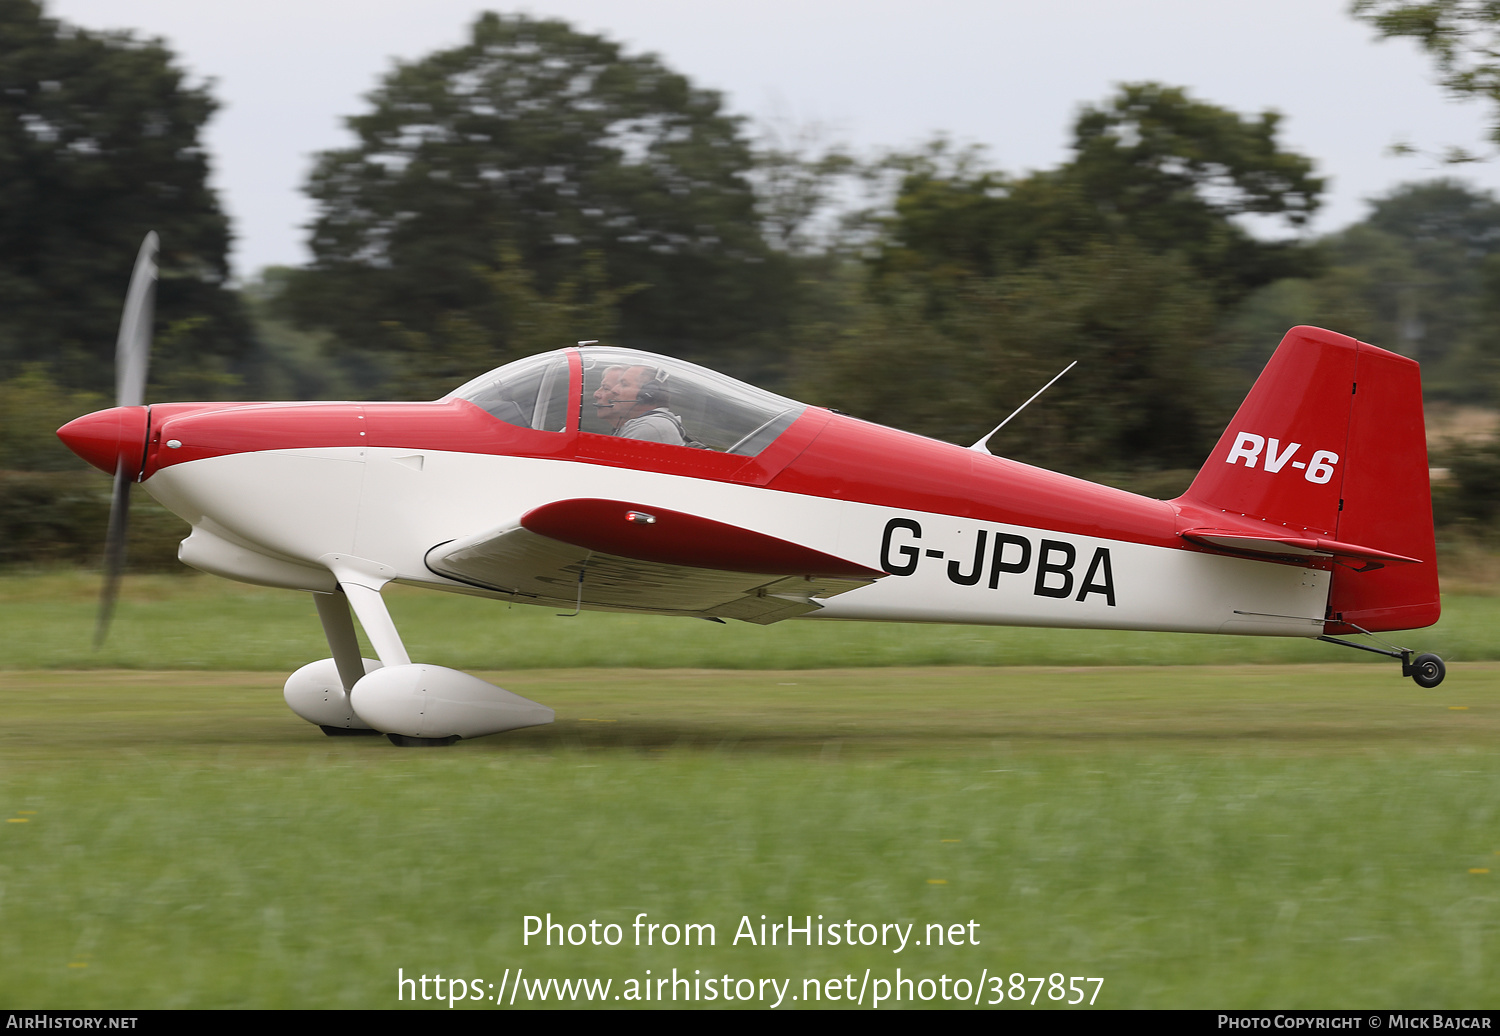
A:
[589, 363, 695, 444]
[611, 365, 689, 445]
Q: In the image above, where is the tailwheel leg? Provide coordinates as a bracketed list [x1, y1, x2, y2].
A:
[1318, 634, 1446, 688]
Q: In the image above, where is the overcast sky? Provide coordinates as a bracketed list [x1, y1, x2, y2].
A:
[45, 0, 1500, 280]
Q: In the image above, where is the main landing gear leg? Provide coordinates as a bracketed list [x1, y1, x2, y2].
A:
[1317, 634, 1446, 688]
[337, 581, 454, 747]
[311, 589, 383, 737]
[282, 588, 385, 736]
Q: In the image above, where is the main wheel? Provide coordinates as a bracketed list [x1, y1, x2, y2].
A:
[1410, 653, 1446, 688]
[320, 725, 383, 737]
[386, 733, 461, 747]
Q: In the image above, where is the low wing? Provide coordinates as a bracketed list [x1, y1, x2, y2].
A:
[425, 498, 884, 624]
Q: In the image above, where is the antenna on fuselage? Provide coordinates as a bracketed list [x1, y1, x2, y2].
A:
[968, 360, 1077, 455]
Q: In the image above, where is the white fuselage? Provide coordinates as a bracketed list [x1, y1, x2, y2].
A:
[144, 446, 1330, 639]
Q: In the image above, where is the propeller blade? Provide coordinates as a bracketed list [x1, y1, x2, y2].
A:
[115, 231, 158, 408]
[95, 232, 158, 647]
[95, 466, 131, 650]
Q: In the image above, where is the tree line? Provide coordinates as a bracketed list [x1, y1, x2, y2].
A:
[7, 2, 1500, 565]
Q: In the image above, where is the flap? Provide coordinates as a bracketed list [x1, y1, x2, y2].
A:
[425, 518, 878, 623]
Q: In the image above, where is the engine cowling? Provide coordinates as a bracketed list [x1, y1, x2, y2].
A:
[349, 664, 554, 740]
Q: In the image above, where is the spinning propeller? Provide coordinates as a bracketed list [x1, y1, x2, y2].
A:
[93, 232, 158, 647]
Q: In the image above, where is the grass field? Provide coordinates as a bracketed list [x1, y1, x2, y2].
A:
[0, 664, 1496, 1009]
[0, 571, 1495, 1009]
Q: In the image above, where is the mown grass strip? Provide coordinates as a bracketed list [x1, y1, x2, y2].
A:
[0, 665, 1494, 1008]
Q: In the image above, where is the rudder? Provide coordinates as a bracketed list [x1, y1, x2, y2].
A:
[1331, 338, 1439, 632]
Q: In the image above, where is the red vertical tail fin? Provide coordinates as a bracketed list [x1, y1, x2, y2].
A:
[1176, 326, 1439, 633]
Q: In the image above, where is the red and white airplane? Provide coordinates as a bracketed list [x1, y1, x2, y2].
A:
[57, 237, 1446, 745]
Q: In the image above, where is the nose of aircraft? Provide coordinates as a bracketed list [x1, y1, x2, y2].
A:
[57, 406, 150, 476]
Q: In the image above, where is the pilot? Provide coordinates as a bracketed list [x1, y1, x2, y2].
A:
[601, 365, 690, 445]
[591, 365, 633, 431]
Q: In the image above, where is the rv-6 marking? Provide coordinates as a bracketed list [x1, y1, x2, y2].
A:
[879, 517, 1116, 605]
[1224, 432, 1338, 484]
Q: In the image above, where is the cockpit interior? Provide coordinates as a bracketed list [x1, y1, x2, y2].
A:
[445, 346, 807, 457]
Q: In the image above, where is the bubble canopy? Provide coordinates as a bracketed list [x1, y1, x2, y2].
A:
[446, 347, 807, 456]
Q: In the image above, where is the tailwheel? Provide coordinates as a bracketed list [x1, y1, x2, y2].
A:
[1408, 653, 1446, 689]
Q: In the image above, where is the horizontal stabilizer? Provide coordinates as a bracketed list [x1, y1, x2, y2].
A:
[1180, 528, 1421, 569]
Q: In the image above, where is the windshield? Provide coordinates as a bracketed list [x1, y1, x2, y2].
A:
[578, 347, 805, 455]
[445, 351, 571, 432]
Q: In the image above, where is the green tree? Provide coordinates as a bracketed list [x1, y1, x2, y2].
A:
[1349, 180, 1500, 393]
[869, 85, 1323, 308]
[282, 12, 796, 393]
[1353, 0, 1500, 156]
[379, 247, 640, 400]
[0, 0, 250, 393]
[236, 268, 364, 401]
[1221, 180, 1500, 400]
[0, 364, 102, 470]
[1068, 83, 1324, 301]
[749, 119, 859, 255]
[804, 242, 1217, 473]
[802, 85, 1324, 473]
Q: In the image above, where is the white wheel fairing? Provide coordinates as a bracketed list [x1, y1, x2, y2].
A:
[284, 657, 383, 729]
[349, 665, 554, 739]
